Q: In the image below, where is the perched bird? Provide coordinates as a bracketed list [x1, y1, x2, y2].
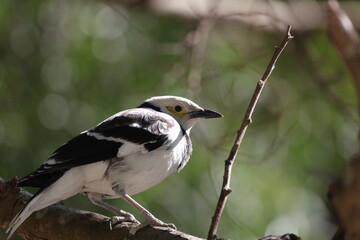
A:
[6, 95, 223, 239]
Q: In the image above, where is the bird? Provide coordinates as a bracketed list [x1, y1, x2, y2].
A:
[6, 95, 223, 239]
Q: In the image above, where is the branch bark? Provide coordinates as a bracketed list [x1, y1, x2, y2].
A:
[329, 156, 360, 240]
[207, 26, 294, 240]
[327, 1, 360, 240]
[0, 178, 204, 240]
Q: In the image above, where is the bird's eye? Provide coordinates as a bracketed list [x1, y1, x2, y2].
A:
[174, 105, 183, 112]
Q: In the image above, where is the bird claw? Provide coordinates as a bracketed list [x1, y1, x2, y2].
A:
[129, 219, 176, 235]
[109, 214, 140, 230]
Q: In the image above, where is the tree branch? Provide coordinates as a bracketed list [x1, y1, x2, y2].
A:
[207, 26, 294, 240]
[0, 178, 204, 240]
[329, 156, 360, 240]
[327, 1, 360, 240]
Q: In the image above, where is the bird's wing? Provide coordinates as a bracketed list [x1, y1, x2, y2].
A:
[19, 108, 176, 188]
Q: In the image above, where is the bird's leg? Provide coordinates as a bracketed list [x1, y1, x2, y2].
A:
[86, 192, 140, 228]
[112, 185, 176, 234]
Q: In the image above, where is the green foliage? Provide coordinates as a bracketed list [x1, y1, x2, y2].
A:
[0, 0, 357, 240]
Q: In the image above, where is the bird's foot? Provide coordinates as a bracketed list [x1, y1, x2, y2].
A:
[129, 218, 176, 235]
[109, 213, 140, 230]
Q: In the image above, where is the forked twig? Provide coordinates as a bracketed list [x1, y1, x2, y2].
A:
[207, 26, 293, 240]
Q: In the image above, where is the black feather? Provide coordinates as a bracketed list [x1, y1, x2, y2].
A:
[19, 133, 122, 187]
[90, 109, 173, 151]
[137, 102, 161, 112]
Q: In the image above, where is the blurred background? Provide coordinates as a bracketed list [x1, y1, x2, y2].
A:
[1, 0, 359, 239]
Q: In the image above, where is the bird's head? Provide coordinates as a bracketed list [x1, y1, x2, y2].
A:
[141, 96, 223, 131]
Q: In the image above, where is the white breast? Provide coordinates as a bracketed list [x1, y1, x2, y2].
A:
[106, 124, 188, 196]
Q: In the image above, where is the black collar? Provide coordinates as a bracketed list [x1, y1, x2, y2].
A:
[137, 102, 161, 112]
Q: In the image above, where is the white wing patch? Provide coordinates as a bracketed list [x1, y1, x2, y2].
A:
[129, 122, 141, 128]
[87, 131, 125, 143]
[45, 159, 57, 165]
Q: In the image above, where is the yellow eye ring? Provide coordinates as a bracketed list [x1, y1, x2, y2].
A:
[166, 106, 184, 117]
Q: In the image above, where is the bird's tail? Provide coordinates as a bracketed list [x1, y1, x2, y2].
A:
[6, 191, 51, 240]
[6, 168, 83, 239]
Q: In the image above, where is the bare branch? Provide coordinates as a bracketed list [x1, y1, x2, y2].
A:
[207, 26, 293, 240]
[328, 156, 360, 240]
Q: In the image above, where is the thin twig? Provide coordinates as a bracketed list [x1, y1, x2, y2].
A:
[207, 26, 293, 240]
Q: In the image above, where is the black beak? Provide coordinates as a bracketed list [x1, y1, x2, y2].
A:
[189, 109, 223, 119]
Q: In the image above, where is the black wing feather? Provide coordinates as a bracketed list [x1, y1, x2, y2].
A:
[19, 108, 175, 188]
[90, 109, 173, 151]
[19, 133, 122, 187]
[48, 133, 123, 167]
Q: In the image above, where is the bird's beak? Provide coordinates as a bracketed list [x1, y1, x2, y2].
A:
[189, 109, 223, 119]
